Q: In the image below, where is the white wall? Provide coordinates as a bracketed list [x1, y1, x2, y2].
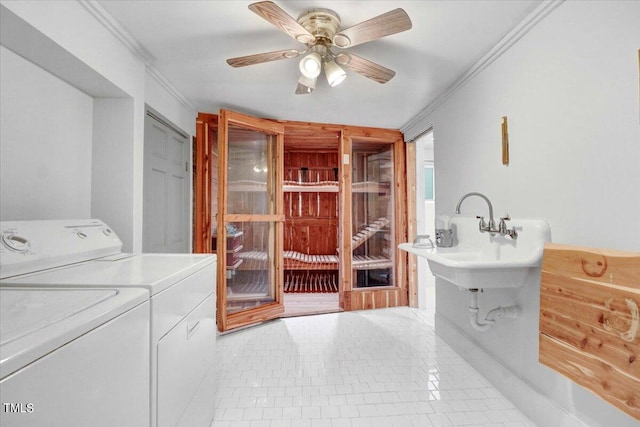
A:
[414, 1, 639, 426]
[0, 46, 93, 220]
[1, 0, 196, 252]
[92, 98, 136, 250]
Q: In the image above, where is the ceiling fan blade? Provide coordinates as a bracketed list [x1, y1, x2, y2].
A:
[333, 9, 412, 48]
[227, 49, 300, 68]
[248, 1, 316, 44]
[334, 52, 395, 84]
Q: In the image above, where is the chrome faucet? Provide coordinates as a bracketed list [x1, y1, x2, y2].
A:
[455, 192, 496, 234]
[454, 192, 518, 239]
[413, 234, 435, 248]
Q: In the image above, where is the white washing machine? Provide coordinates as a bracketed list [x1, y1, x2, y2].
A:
[0, 219, 218, 427]
[0, 287, 150, 427]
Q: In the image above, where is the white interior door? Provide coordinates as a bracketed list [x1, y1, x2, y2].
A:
[143, 111, 189, 253]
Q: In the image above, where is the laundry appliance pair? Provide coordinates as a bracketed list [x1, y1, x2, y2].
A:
[0, 219, 217, 427]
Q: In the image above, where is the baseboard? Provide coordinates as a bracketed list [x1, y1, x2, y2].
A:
[434, 313, 586, 427]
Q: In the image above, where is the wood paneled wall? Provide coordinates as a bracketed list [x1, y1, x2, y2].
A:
[344, 287, 405, 311]
[540, 243, 640, 420]
[284, 150, 339, 255]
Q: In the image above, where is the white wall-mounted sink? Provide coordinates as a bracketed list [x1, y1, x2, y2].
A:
[400, 216, 551, 289]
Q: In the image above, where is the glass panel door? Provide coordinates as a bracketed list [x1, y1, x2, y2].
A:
[216, 110, 284, 331]
[351, 142, 395, 288]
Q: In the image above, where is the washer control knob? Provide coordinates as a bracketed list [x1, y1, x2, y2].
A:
[1, 232, 31, 253]
[76, 231, 88, 239]
[102, 228, 113, 237]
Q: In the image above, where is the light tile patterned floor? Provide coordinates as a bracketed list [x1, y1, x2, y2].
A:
[210, 307, 536, 427]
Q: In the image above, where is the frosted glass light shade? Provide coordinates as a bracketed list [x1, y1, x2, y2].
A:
[295, 75, 317, 94]
[324, 60, 346, 87]
[299, 52, 322, 78]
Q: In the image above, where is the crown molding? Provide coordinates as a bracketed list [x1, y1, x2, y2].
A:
[78, 0, 196, 113]
[401, 0, 564, 141]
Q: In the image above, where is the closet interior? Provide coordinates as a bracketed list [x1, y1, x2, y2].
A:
[283, 131, 340, 294]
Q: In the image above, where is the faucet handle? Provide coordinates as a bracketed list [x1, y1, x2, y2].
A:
[475, 216, 486, 231]
[499, 214, 515, 237]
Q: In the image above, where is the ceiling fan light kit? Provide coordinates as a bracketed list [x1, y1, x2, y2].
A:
[295, 75, 317, 94]
[228, 1, 412, 94]
[299, 51, 322, 78]
[324, 60, 347, 87]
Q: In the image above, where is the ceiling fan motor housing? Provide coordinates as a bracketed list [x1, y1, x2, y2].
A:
[297, 8, 341, 46]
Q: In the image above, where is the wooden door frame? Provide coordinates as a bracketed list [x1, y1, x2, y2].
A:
[405, 142, 418, 307]
[339, 130, 352, 309]
[194, 113, 216, 254]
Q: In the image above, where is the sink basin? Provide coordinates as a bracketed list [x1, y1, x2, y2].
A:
[399, 216, 551, 289]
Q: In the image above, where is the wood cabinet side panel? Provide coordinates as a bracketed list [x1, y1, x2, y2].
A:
[540, 275, 640, 378]
[542, 243, 640, 287]
[540, 334, 640, 420]
[540, 244, 640, 420]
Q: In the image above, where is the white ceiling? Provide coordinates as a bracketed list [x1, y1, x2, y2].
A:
[98, 0, 542, 129]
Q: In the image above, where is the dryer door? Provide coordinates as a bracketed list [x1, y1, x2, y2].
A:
[157, 293, 216, 427]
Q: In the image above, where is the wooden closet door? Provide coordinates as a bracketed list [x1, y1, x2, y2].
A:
[342, 129, 408, 311]
[216, 109, 285, 332]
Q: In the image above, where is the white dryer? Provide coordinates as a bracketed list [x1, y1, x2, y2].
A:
[0, 219, 218, 427]
[0, 287, 150, 427]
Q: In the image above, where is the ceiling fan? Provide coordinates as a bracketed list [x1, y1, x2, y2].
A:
[226, 1, 412, 94]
